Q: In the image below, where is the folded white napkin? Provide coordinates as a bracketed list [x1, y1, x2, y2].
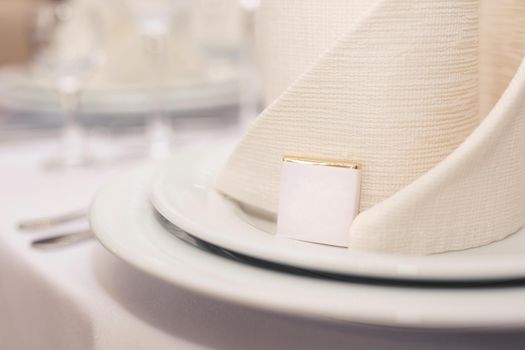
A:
[29, 0, 240, 89]
[216, 0, 525, 255]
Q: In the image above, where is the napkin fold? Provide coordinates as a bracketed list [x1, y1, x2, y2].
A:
[217, 0, 525, 254]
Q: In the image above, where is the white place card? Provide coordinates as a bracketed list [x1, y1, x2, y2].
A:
[276, 156, 361, 247]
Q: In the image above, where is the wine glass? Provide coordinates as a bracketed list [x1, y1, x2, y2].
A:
[31, 0, 104, 168]
[124, 0, 190, 158]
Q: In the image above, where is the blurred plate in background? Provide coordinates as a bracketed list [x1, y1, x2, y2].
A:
[0, 67, 239, 116]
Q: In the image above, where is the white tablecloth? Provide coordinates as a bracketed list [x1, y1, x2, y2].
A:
[1, 135, 525, 350]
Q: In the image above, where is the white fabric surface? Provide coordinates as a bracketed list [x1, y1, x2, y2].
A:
[254, 0, 374, 104]
[479, 0, 525, 116]
[2, 136, 525, 349]
[217, 0, 525, 254]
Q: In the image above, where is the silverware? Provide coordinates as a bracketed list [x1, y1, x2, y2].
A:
[18, 209, 87, 232]
[31, 230, 93, 249]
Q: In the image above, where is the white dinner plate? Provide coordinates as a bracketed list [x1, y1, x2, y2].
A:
[151, 140, 525, 282]
[90, 161, 525, 329]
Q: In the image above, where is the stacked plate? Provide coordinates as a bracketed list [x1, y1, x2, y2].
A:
[90, 139, 525, 329]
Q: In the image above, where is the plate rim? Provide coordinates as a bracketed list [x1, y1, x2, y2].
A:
[90, 161, 525, 329]
[150, 140, 525, 282]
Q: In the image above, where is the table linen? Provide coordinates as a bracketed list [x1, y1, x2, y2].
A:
[1, 136, 525, 350]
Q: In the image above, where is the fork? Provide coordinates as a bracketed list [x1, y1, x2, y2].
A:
[17, 209, 93, 249]
[31, 229, 94, 250]
[18, 209, 88, 232]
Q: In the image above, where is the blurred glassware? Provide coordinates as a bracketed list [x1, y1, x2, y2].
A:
[122, 0, 191, 158]
[0, 0, 255, 149]
[189, 0, 261, 129]
[238, 0, 260, 129]
[31, 0, 104, 167]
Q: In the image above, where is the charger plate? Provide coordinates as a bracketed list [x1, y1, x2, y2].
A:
[90, 161, 525, 329]
[151, 141, 525, 282]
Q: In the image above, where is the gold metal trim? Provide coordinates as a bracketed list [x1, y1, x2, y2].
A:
[283, 155, 360, 169]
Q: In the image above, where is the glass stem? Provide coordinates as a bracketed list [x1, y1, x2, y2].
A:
[57, 79, 85, 166]
[144, 33, 172, 158]
[238, 0, 260, 131]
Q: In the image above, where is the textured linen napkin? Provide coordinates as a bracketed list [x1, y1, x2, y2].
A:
[216, 0, 525, 255]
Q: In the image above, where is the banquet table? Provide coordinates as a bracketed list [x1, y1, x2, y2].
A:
[1, 132, 525, 350]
